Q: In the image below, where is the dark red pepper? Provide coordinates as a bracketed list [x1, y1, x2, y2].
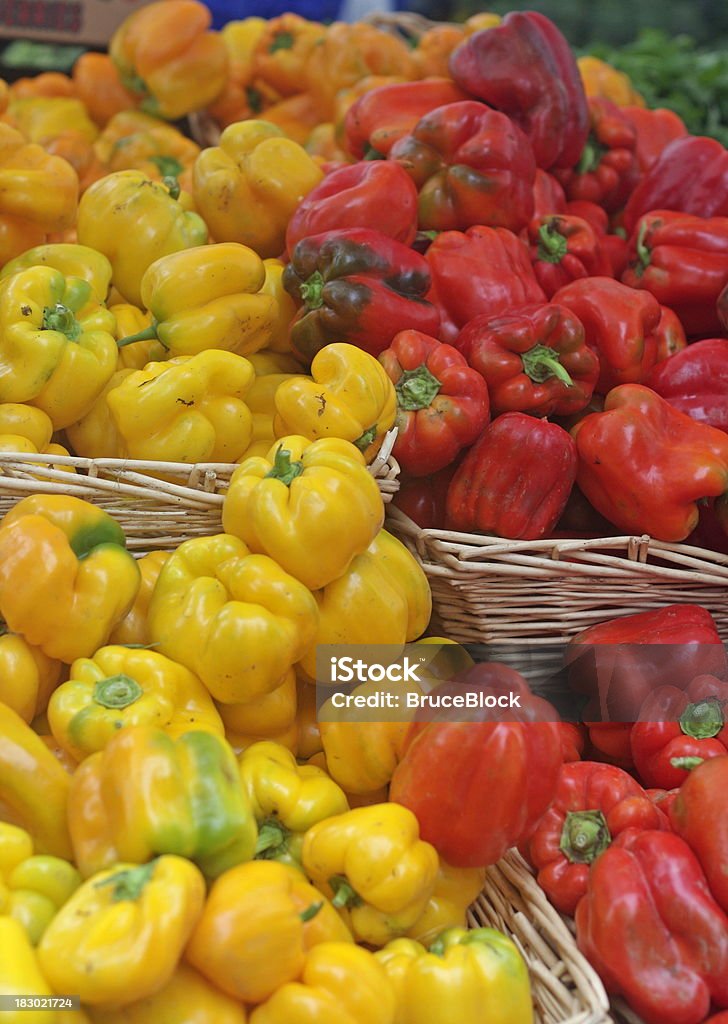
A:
[391, 463, 458, 530]
[645, 339, 728, 433]
[532, 168, 567, 218]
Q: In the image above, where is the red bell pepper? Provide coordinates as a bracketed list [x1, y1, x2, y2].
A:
[622, 105, 688, 173]
[623, 135, 728, 235]
[585, 723, 635, 769]
[647, 787, 679, 818]
[391, 463, 458, 530]
[528, 215, 611, 296]
[378, 330, 490, 477]
[554, 480, 617, 538]
[622, 211, 728, 336]
[343, 78, 469, 160]
[532, 168, 567, 218]
[390, 662, 563, 867]
[283, 227, 440, 362]
[449, 11, 588, 170]
[688, 499, 728, 556]
[631, 675, 728, 790]
[446, 412, 577, 539]
[555, 98, 639, 213]
[671, 756, 728, 914]
[601, 233, 630, 278]
[285, 161, 419, 253]
[553, 277, 661, 393]
[719, 281, 728, 332]
[571, 384, 728, 541]
[388, 100, 537, 234]
[526, 761, 667, 915]
[654, 307, 687, 363]
[565, 199, 608, 235]
[455, 303, 599, 417]
[426, 226, 546, 344]
[706, 1014, 728, 1024]
[575, 829, 728, 1024]
[559, 722, 586, 763]
[645, 339, 728, 433]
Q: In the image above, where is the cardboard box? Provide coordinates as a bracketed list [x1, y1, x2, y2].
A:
[0, 0, 154, 47]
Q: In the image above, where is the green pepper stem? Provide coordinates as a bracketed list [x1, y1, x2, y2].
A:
[42, 303, 82, 341]
[576, 138, 602, 175]
[162, 176, 181, 200]
[354, 424, 377, 452]
[300, 901, 324, 923]
[329, 875, 362, 909]
[679, 697, 725, 739]
[269, 30, 294, 52]
[299, 270, 325, 310]
[93, 674, 144, 710]
[94, 859, 157, 902]
[364, 146, 385, 161]
[670, 755, 706, 772]
[149, 155, 184, 180]
[521, 344, 574, 387]
[265, 446, 305, 486]
[559, 809, 611, 864]
[537, 223, 568, 265]
[255, 820, 290, 858]
[116, 323, 159, 348]
[395, 364, 442, 411]
[634, 219, 651, 276]
[0, 618, 7, 638]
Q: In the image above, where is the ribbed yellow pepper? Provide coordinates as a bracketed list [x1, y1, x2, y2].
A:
[192, 121, 323, 258]
[185, 859, 352, 1004]
[0, 243, 112, 303]
[0, 495, 140, 663]
[0, 267, 117, 429]
[0, 916, 58, 1024]
[274, 344, 397, 460]
[67, 725, 257, 879]
[239, 740, 348, 867]
[219, 668, 298, 754]
[260, 258, 297, 353]
[7, 97, 98, 144]
[117, 243, 276, 358]
[87, 964, 247, 1024]
[38, 856, 206, 1009]
[48, 645, 224, 761]
[63, 368, 132, 459]
[111, 302, 165, 370]
[95, 114, 200, 193]
[376, 927, 533, 1024]
[236, 371, 298, 461]
[250, 942, 396, 1024]
[249, 351, 306, 375]
[222, 435, 384, 590]
[105, 351, 255, 463]
[148, 534, 318, 704]
[0, 823, 81, 944]
[0, 702, 72, 858]
[302, 804, 439, 946]
[0, 626, 60, 724]
[77, 170, 207, 307]
[107, 551, 170, 646]
[577, 56, 645, 107]
[405, 861, 486, 946]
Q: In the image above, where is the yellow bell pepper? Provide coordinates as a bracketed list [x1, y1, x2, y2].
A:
[192, 121, 323, 258]
[7, 97, 99, 145]
[577, 55, 645, 107]
[302, 804, 439, 946]
[0, 495, 140, 663]
[237, 371, 298, 461]
[185, 859, 352, 1004]
[0, 823, 81, 944]
[94, 111, 200, 193]
[111, 303, 166, 369]
[63, 367, 132, 459]
[117, 243, 276, 358]
[38, 855, 206, 1009]
[405, 861, 486, 946]
[0, 916, 58, 1024]
[239, 740, 348, 867]
[86, 964, 247, 1024]
[274, 343, 397, 461]
[48, 645, 224, 762]
[0, 243, 112, 304]
[0, 702, 72, 858]
[107, 550, 170, 646]
[105, 351, 255, 463]
[249, 942, 396, 1024]
[376, 927, 533, 1024]
[222, 435, 384, 590]
[260, 258, 297, 353]
[0, 267, 117, 429]
[298, 529, 432, 679]
[148, 533, 318, 704]
[0, 622, 61, 723]
[0, 399, 77, 473]
[77, 170, 207, 307]
[249, 350, 305, 375]
[219, 667, 298, 754]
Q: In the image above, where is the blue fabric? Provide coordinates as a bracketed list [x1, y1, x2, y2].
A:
[208, 0, 343, 28]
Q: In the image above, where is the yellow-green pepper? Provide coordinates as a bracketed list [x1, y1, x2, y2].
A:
[147, 533, 318, 704]
[0, 266, 117, 428]
[0, 243, 112, 303]
[219, 668, 298, 754]
[222, 435, 384, 590]
[67, 724, 257, 879]
[0, 495, 140, 662]
[0, 621, 62, 723]
[0, 916, 58, 1024]
[87, 964, 247, 1024]
[302, 804, 439, 946]
[38, 855, 206, 1009]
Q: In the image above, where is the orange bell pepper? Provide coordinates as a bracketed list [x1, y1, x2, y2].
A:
[44, 131, 106, 193]
[72, 53, 139, 127]
[9, 72, 75, 100]
[260, 93, 324, 146]
[253, 14, 326, 99]
[412, 25, 466, 77]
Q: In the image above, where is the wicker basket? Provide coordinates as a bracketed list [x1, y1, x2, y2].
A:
[471, 849, 611, 1024]
[0, 430, 400, 553]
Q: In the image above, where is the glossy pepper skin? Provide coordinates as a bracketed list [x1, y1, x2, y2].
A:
[446, 412, 577, 539]
[273, 343, 396, 459]
[221, 667, 298, 755]
[39, 855, 205, 1009]
[391, 464, 457, 530]
[193, 120, 323, 259]
[644, 339, 728, 433]
[148, 533, 318, 704]
[528, 215, 611, 296]
[556, 97, 638, 212]
[0, 495, 140, 663]
[107, 550, 169, 647]
[68, 725, 257, 879]
[525, 761, 667, 915]
[456, 303, 598, 418]
[571, 385, 728, 541]
[449, 11, 588, 170]
[622, 211, 728, 336]
[622, 105, 688, 173]
[222, 436, 383, 591]
[426, 227, 546, 344]
[0, 622, 61, 723]
[302, 804, 439, 946]
[405, 861, 486, 945]
[390, 664, 564, 867]
[87, 964, 247, 1024]
[95, 112, 200, 194]
[284, 228, 440, 362]
[109, 0, 227, 119]
[186, 859, 352, 1004]
[377, 927, 533, 1024]
[0, 916, 57, 1024]
[389, 100, 536, 234]
[575, 829, 728, 1024]
[379, 330, 489, 477]
[286, 161, 418, 253]
[48, 645, 224, 762]
[671, 756, 728, 914]
[0, 242, 112, 304]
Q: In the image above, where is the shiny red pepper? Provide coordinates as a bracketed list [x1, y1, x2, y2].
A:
[528, 214, 611, 296]
[391, 463, 458, 530]
[532, 168, 567, 218]
[600, 233, 630, 278]
[446, 412, 577, 539]
[645, 339, 728, 433]
[653, 307, 687, 363]
[585, 723, 635, 769]
[565, 199, 608, 235]
[455, 302, 599, 417]
[622, 105, 688, 173]
[671, 755, 728, 914]
[559, 722, 586, 763]
[379, 330, 490, 477]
